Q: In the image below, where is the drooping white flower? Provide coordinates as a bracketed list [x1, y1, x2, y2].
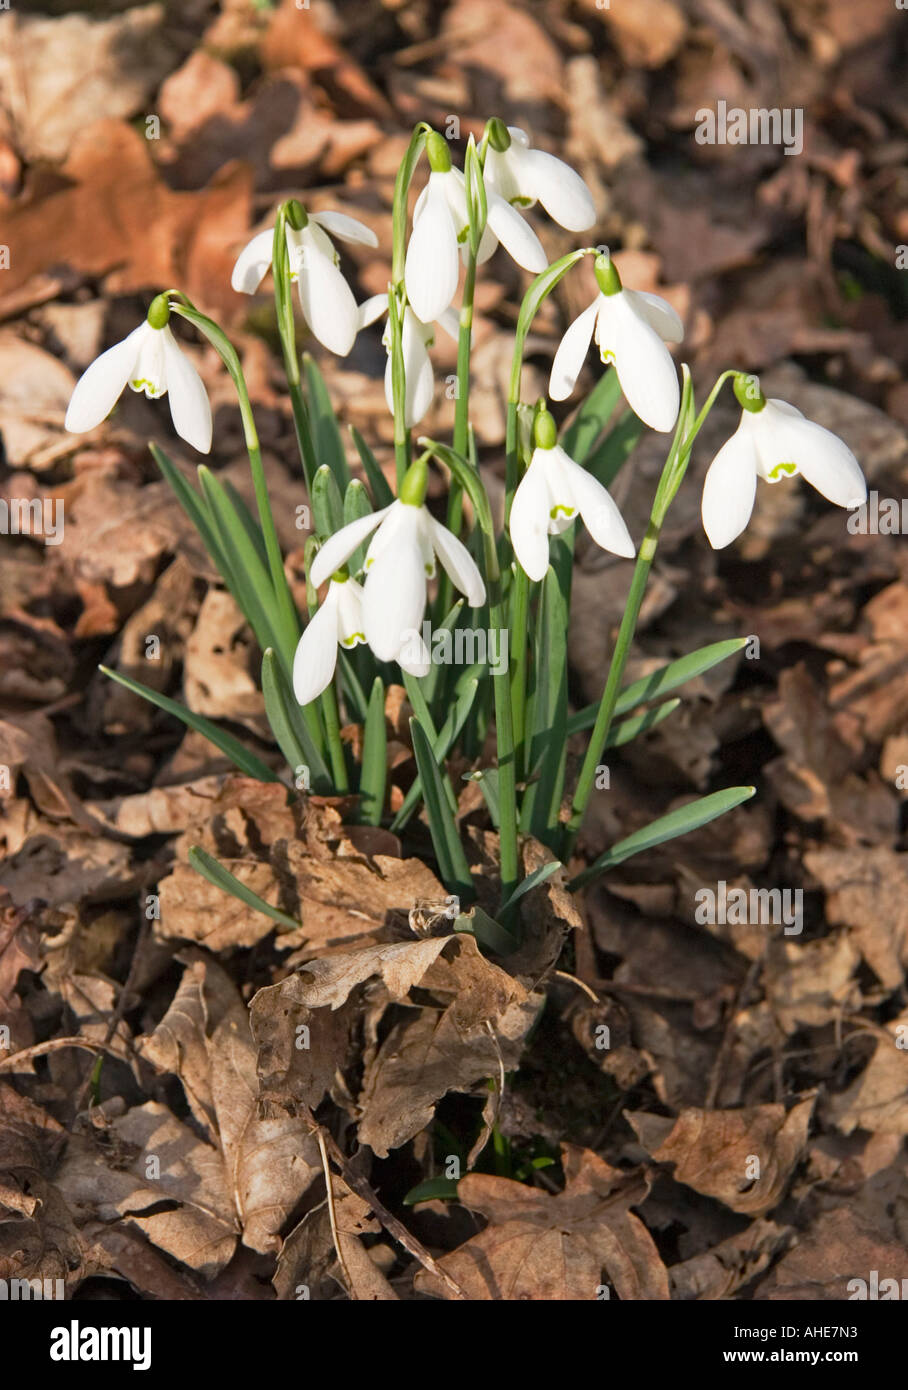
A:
[549, 254, 683, 434]
[293, 575, 367, 705]
[510, 411, 634, 581]
[358, 294, 459, 429]
[405, 133, 547, 325]
[64, 297, 212, 453]
[310, 462, 485, 673]
[483, 124, 595, 233]
[231, 205, 378, 357]
[701, 379, 867, 549]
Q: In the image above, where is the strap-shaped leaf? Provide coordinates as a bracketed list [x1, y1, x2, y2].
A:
[358, 677, 387, 826]
[409, 716, 474, 902]
[188, 845, 300, 932]
[584, 410, 643, 491]
[499, 858, 563, 913]
[351, 425, 395, 508]
[604, 698, 680, 748]
[261, 649, 331, 793]
[559, 368, 622, 463]
[453, 904, 519, 955]
[569, 785, 756, 890]
[520, 563, 568, 841]
[342, 478, 373, 577]
[391, 666, 480, 831]
[222, 478, 269, 570]
[312, 464, 344, 539]
[567, 637, 748, 734]
[151, 443, 225, 570]
[99, 665, 278, 783]
[464, 767, 500, 827]
[197, 466, 281, 660]
[304, 353, 350, 489]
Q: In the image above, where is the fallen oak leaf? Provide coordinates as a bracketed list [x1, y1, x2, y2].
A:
[414, 1146, 669, 1301]
[628, 1097, 815, 1216]
[291, 937, 450, 1010]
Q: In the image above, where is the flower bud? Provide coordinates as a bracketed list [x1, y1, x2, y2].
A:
[486, 117, 511, 153]
[146, 293, 170, 330]
[733, 372, 766, 413]
[285, 198, 308, 230]
[594, 252, 621, 297]
[425, 131, 453, 173]
[400, 453, 429, 506]
[533, 408, 558, 451]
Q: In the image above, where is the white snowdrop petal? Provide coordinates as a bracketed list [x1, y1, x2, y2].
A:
[509, 451, 554, 581]
[553, 447, 635, 558]
[428, 516, 486, 606]
[363, 510, 428, 662]
[397, 628, 432, 678]
[549, 298, 599, 401]
[622, 288, 684, 344]
[64, 325, 144, 433]
[701, 421, 759, 549]
[231, 229, 276, 295]
[485, 191, 547, 273]
[357, 293, 388, 330]
[310, 210, 378, 247]
[130, 325, 167, 397]
[297, 235, 360, 357]
[310, 507, 389, 589]
[517, 147, 595, 232]
[292, 592, 340, 706]
[402, 311, 436, 428]
[335, 578, 367, 647]
[769, 413, 867, 508]
[405, 175, 460, 323]
[599, 292, 680, 433]
[161, 328, 212, 454]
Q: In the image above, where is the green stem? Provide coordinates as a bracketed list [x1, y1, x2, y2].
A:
[438, 250, 478, 617]
[509, 563, 530, 779]
[321, 677, 349, 792]
[563, 367, 733, 854]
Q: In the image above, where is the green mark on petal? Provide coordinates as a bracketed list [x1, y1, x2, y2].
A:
[550, 504, 576, 521]
[768, 461, 797, 481]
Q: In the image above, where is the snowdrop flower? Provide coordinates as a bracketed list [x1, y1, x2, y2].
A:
[64, 295, 212, 453]
[701, 374, 867, 549]
[357, 293, 459, 428]
[231, 200, 378, 357]
[483, 121, 595, 233]
[549, 254, 683, 434]
[405, 132, 547, 325]
[293, 572, 367, 705]
[309, 456, 485, 673]
[510, 409, 634, 581]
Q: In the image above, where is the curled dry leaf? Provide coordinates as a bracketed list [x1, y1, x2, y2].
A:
[291, 937, 450, 1011]
[668, 1219, 792, 1301]
[414, 1146, 669, 1301]
[138, 952, 321, 1255]
[357, 935, 543, 1157]
[628, 1098, 815, 1216]
[55, 1100, 237, 1280]
[274, 1173, 397, 1302]
[825, 1010, 908, 1137]
[0, 1085, 82, 1295]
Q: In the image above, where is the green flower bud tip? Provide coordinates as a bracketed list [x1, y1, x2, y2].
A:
[332, 565, 349, 583]
[286, 198, 308, 230]
[425, 130, 453, 173]
[533, 409, 558, 450]
[146, 293, 170, 330]
[594, 253, 621, 297]
[733, 372, 766, 413]
[400, 455, 429, 506]
[486, 117, 511, 153]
